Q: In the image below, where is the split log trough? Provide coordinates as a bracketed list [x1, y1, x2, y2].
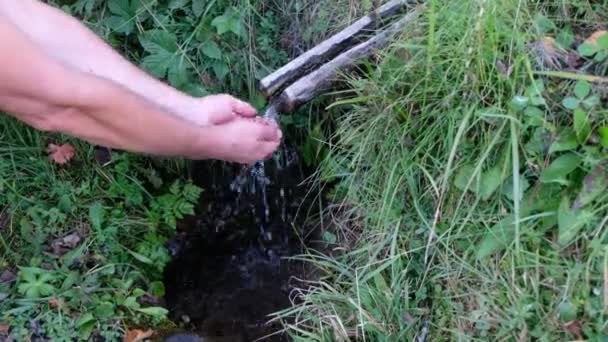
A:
[259, 0, 419, 113]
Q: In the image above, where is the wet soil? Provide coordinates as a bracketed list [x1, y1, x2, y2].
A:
[163, 146, 316, 342]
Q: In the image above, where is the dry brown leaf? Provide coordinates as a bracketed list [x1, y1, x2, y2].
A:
[49, 298, 66, 310]
[124, 329, 154, 342]
[0, 324, 9, 334]
[584, 30, 608, 47]
[47, 143, 76, 164]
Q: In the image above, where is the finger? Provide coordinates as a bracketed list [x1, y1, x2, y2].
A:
[256, 122, 281, 142]
[232, 98, 257, 117]
[207, 110, 235, 125]
[261, 141, 281, 159]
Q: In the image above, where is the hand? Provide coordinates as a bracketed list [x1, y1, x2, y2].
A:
[192, 117, 282, 165]
[179, 94, 258, 127]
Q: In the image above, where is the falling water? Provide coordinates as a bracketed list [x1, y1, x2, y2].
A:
[229, 103, 281, 241]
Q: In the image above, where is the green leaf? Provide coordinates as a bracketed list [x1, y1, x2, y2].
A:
[573, 109, 591, 143]
[526, 79, 545, 97]
[558, 196, 593, 245]
[136, 306, 169, 317]
[574, 163, 608, 209]
[582, 95, 600, 109]
[192, 0, 206, 17]
[578, 43, 598, 57]
[574, 81, 591, 99]
[139, 30, 179, 78]
[597, 32, 608, 49]
[149, 281, 165, 297]
[202, 41, 222, 59]
[562, 97, 580, 110]
[94, 301, 114, 319]
[167, 57, 190, 88]
[454, 165, 479, 193]
[595, 50, 608, 62]
[211, 8, 244, 38]
[89, 202, 105, 230]
[534, 13, 556, 34]
[169, 0, 190, 10]
[509, 96, 529, 112]
[524, 106, 543, 118]
[540, 153, 582, 185]
[323, 231, 337, 244]
[599, 127, 608, 148]
[476, 214, 516, 260]
[76, 313, 95, 328]
[480, 166, 503, 200]
[107, 0, 139, 34]
[212, 61, 229, 81]
[557, 301, 577, 322]
[555, 29, 574, 48]
[549, 129, 579, 153]
[125, 248, 154, 265]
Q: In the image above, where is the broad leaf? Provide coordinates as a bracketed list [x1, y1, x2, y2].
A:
[549, 129, 578, 153]
[540, 153, 581, 185]
[476, 214, 516, 260]
[598, 32, 608, 49]
[211, 8, 244, 38]
[480, 166, 503, 200]
[557, 301, 577, 322]
[582, 95, 600, 109]
[562, 97, 580, 110]
[139, 30, 179, 78]
[201, 41, 222, 59]
[578, 43, 598, 57]
[89, 202, 105, 230]
[558, 196, 592, 245]
[599, 126, 608, 148]
[574, 163, 608, 209]
[574, 81, 591, 99]
[135, 306, 169, 317]
[573, 108, 591, 143]
[169, 0, 190, 10]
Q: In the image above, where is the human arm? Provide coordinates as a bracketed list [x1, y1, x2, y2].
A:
[0, 0, 257, 126]
[0, 15, 280, 163]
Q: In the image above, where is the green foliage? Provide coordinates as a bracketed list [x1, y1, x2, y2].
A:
[276, 1, 608, 341]
[0, 120, 202, 339]
[578, 31, 608, 62]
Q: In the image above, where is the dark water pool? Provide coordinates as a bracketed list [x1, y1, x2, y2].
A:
[163, 146, 316, 341]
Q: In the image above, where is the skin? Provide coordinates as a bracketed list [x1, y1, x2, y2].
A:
[0, 0, 282, 164]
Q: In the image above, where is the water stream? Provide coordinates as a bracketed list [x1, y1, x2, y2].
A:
[163, 104, 313, 341]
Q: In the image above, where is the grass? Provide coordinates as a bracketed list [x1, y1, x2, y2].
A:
[2, 0, 607, 340]
[272, 0, 608, 340]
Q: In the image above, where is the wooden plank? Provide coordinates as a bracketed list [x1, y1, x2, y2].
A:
[275, 10, 419, 113]
[258, 0, 410, 98]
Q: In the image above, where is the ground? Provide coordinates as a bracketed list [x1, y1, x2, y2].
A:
[1, 0, 608, 341]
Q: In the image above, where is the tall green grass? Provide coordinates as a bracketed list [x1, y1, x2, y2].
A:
[274, 0, 608, 340]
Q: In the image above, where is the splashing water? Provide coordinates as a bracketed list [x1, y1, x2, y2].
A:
[229, 104, 282, 241]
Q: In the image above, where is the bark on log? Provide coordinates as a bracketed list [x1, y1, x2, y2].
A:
[275, 10, 419, 113]
[258, 0, 410, 98]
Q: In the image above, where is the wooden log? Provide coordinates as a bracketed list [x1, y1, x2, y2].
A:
[275, 9, 419, 113]
[258, 0, 410, 98]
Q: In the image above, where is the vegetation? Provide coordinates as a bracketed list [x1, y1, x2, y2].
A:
[272, 0, 608, 340]
[2, 0, 608, 341]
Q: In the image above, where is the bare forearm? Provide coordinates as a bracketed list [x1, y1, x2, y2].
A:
[0, 0, 194, 118]
[0, 15, 209, 158]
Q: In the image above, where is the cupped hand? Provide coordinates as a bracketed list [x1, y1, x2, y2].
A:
[180, 94, 258, 126]
[191, 117, 282, 165]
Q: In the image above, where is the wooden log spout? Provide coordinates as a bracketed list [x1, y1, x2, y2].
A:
[275, 9, 419, 113]
[258, 0, 411, 98]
